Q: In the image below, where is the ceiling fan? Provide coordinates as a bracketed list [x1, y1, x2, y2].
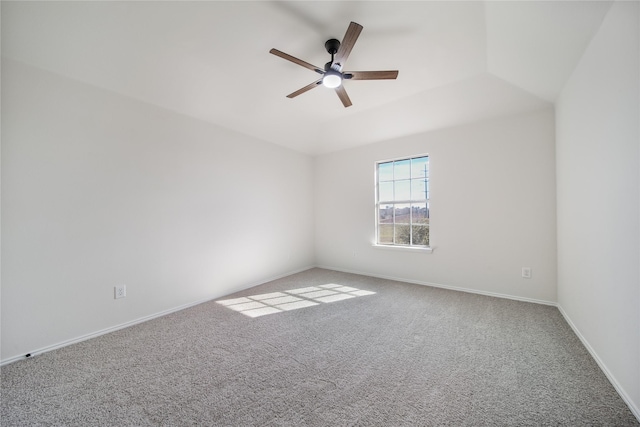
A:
[270, 21, 399, 108]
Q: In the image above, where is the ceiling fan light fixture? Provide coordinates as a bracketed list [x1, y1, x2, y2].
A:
[322, 72, 342, 88]
[270, 21, 398, 107]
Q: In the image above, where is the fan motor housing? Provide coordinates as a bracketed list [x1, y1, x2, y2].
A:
[324, 39, 340, 55]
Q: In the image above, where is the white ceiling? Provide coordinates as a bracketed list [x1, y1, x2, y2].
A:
[1, 1, 613, 155]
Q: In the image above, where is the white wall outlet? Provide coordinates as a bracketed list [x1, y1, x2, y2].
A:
[522, 267, 532, 279]
[114, 285, 127, 299]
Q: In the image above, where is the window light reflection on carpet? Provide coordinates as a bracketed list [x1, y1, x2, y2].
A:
[216, 284, 376, 318]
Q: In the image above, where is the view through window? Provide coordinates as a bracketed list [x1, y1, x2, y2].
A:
[376, 155, 429, 247]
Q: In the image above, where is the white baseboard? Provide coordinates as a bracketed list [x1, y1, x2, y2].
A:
[0, 265, 315, 367]
[556, 304, 640, 422]
[314, 264, 557, 306]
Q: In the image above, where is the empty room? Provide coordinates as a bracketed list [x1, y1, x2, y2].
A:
[1, 1, 639, 425]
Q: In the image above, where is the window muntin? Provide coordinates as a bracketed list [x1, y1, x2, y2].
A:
[376, 155, 429, 247]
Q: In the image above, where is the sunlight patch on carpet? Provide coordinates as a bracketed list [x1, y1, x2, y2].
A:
[241, 306, 282, 318]
[314, 294, 355, 303]
[216, 284, 376, 317]
[286, 286, 321, 294]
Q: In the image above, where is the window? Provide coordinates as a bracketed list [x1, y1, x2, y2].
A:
[376, 155, 429, 247]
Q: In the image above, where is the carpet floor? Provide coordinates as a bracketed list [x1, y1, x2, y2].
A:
[1, 268, 638, 426]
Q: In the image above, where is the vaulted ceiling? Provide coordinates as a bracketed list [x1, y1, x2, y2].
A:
[1, 1, 613, 155]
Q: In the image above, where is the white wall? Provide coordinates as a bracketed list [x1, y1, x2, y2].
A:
[556, 1, 639, 416]
[1, 59, 315, 362]
[315, 109, 557, 304]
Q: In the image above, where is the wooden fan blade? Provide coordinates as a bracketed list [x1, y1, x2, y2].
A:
[333, 22, 363, 70]
[346, 70, 399, 80]
[287, 79, 323, 98]
[270, 49, 324, 74]
[335, 85, 352, 108]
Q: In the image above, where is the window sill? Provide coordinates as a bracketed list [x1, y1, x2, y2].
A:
[372, 244, 433, 254]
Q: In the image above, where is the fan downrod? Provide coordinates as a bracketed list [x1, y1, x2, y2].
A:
[324, 39, 341, 71]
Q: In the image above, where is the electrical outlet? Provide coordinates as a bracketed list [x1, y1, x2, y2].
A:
[522, 268, 532, 279]
[114, 285, 126, 299]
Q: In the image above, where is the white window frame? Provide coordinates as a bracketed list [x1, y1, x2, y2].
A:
[374, 154, 431, 251]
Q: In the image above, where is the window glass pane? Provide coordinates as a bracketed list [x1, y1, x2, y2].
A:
[411, 203, 429, 224]
[379, 182, 393, 202]
[378, 162, 393, 181]
[394, 203, 410, 224]
[394, 180, 410, 201]
[411, 156, 429, 179]
[411, 178, 428, 200]
[378, 205, 394, 224]
[395, 224, 410, 245]
[411, 225, 429, 246]
[375, 155, 429, 248]
[394, 159, 410, 180]
[378, 224, 394, 244]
